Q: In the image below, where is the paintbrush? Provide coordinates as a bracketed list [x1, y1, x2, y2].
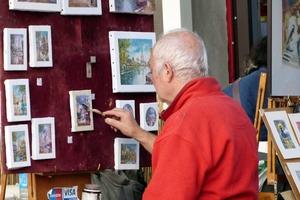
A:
[91, 108, 106, 118]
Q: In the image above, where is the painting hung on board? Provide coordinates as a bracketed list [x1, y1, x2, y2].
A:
[61, 0, 102, 15]
[9, 0, 61, 12]
[69, 90, 94, 132]
[109, 31, 156, 93]
[109, 0, 155, 15]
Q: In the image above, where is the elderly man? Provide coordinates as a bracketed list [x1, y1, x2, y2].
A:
[103, 28, 258, 199]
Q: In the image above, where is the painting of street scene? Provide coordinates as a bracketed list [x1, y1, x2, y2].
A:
[111, 0, 155, 14]
[35, 31, 49, 62]
[10, 34, 25, 65]
[118, 38, 153, 85]
[38, 123, 53, 154]
[17, 0, 57, 3]
[76, 93, 91, 127]
[68, 0, 97, 7]
[12, 131, 28, 162]
[120, 143, 137, 164]
[13, 84, 28, 116]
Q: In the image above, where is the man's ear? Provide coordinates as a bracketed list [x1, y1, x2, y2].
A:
[163, 63, 174, 83]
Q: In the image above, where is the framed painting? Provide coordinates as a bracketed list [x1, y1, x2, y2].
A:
[3, 28, 27, 71]
[5, 124, 31, 170]
[139, 102, 158, 131]
[61, 0, 102, 15]
[288, 113, 300, 144]
[114, 137, 140, 170]
[9, 0, 61, 12]
[31, 117, 56, 160]
[4, 79, 31, 122]
[286, 162, 300, 194]
[109, 0, 155, 15]
[115, 100, 135, 118]
[264, 110, 300, 159]
[109, 31, 156, 93]
[69, 89, 94, 132]
[29, 25, 53, 67]
[269, 0, 300, 96]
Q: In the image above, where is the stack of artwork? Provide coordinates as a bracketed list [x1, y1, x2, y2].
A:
[263, 110, 300, 195]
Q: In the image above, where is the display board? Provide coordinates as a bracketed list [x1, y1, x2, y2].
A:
[0, 0, 155, 174]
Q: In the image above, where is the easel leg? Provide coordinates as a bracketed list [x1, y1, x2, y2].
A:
[0, 173, 7, 200]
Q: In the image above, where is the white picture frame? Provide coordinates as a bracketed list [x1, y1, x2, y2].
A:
[4, 79, 31, 122]
[3, 28, 28, 71]
[69, 89, 94, 132]
[139, 102, 158, 131]
[5, 124, 31, 170]
[288, 113, 300, 144]
[61, 0, 102, 15]
[9, 0, 61, 12]
[31, 117, 56, 160]
[286, 162, 300, 194]
[264, 111, 300, 159]
[115, 100, 135, 118]
[109, 0, 155, 15]
[109, 31, 156, 93]
[29, 25, 53, 67]
[114, 137, 140, 170]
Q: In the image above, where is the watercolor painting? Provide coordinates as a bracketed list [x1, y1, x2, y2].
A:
[115, 100, 135, 118]
[5, 125, 31, 170]
[288, 113, 300, 144]
[139, 102, 158, 131]
[61, 0, 102, 15]
[109, 31, 156, 93]
[109, 0, 155, 15]
[31, 117, 56, 160]
[69, 90, 94, 132]
[9, 0, 61, 12]
[264, 110, 300, 159]
[4, 79, 31, 122]
[114, 138, 140, 170]
[29, 25, 53, 67]
[3, 28, 27, 71]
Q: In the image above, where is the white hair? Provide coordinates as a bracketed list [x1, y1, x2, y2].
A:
[152, 28, 209, 81]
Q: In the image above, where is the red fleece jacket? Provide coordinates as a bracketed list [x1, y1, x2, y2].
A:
[143, 77, 258, 200]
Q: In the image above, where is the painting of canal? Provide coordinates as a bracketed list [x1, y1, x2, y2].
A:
[118, 38, 152, 85]
[109, 31, 156, 92]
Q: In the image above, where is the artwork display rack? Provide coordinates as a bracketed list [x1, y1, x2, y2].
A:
[260, 96, 300, 199]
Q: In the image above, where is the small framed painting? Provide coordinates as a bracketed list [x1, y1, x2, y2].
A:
[5, 124, 31, 170]
[109, 0, 155, 15]
[3, 28, 27, 71]
[69, 89, 94, 132]
[139, 102, 158, 131]
[264, 110, 300, 159]
[115, 100, 135, 118]
[286, 162, 300, 194]
[9, 0, 61, 12]
[31, 117, 56, 160]
[109, 31, 156, 93]
[4, 79, 31, 122]
[29, 25, 53, 67]
[288, 113, 300, 144]
[61, 0, 102, 15]
[114, 137, 140, 170]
